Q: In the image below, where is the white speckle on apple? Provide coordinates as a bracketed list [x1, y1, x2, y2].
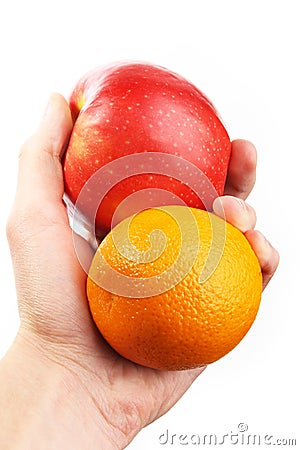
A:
[127, 106, 132, 110]
[149, 124, 153, 128]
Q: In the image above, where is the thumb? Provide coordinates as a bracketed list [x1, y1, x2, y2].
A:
[15, 93, 73, 213]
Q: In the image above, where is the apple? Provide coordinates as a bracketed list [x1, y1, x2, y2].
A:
[63, 62, 231, 239]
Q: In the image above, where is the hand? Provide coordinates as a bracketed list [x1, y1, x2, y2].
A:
[1, 94, 279, 449]
[215, 139, 279, 289]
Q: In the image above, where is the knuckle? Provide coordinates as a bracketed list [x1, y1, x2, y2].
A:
[6, 222, 13, 245]
[6, 204, 40, 247]
[6, 210, 19, 244]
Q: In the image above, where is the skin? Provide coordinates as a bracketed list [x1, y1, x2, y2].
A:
[0, 94, 279, 449]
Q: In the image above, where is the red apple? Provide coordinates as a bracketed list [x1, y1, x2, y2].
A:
[63, 62, 231, 238]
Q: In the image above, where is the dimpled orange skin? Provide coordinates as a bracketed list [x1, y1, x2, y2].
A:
[87, 206, 262, 371]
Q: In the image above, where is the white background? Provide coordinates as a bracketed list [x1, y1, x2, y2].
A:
[0, 1, 299, 448]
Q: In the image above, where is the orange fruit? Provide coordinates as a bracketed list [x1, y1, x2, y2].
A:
[87, 206, 262, 370]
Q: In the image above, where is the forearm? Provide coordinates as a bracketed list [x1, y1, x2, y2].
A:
[0, 331, 118, 450]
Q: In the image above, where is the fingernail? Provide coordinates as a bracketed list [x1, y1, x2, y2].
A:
[232, 197, 247, 211]
[213, 197, 226, 219]
[263, 235, 272, 249]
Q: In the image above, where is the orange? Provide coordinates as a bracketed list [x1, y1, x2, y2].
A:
[87, 206, 262, 370]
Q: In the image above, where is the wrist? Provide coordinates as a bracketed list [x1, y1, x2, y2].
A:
[0, 328, 122, 450]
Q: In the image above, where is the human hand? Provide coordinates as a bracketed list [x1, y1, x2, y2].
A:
[2, 94, 279, 449]
[215, 139, 279, 289]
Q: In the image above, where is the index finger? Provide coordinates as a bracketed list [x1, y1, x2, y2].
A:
[224, 139, 257, 200]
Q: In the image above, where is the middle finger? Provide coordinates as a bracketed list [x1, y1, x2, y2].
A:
[213, 195, 257, 232]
